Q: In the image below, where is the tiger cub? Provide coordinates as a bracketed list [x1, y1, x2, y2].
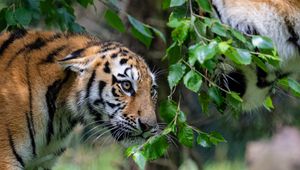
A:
[212, 0, 300, 110]
[0, 30, 158, 169]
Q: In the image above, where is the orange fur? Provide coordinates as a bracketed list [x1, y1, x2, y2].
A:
[0, 30, 157, 169]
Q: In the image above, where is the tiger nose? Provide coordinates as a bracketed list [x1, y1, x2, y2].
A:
[138, 119, 153, 132]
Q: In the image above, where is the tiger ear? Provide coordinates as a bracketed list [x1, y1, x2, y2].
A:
[58, 55, 96, 73]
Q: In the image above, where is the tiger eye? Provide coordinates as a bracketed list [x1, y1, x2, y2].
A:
[121, 81, 132, 91]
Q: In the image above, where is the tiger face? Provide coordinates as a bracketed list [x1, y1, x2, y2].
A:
[60, 42, 158, 145]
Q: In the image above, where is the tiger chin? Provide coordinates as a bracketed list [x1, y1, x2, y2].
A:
[212, 0, 300, 111]
[0, 29, 159, 169]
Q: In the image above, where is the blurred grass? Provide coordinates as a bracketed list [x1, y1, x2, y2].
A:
[203, 160, 246, 170]
[54, 144, 126, 170]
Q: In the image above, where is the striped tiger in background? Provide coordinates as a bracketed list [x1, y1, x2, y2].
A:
[0, 30, 158, 169]
[212, 0, 300, 110]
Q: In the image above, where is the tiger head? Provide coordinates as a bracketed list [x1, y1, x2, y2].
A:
[59, 42, 158, 146]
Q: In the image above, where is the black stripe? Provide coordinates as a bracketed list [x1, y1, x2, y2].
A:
[111, 53, 118, 58]
[285, 18, 300, 50]
[112, 75, 118, 84]
[114, 104, 126, 113]
[93, 98, 104, 106]
[59, 41, 101, 62]
[25, 112, 36, 157]
[112, 87, 119, 97]
[85, 70, 96, 99]
[256, 66, 272, 88]
[87, 102, 102, 122]
[45, 71, 71, 144]
[55, 147, 66, 156]
[121, 49, 129, 54]
[106, 102, 120, 109]
[120, 58, 128, 65]
[101, 46, 119, 53]
[100, 42, 120, 53]
[6, 33, 62, 68]
[59, 48, 85, 62]
[103, 61, 111, 73]
[117, 73, 126, 78]
[98, 81, 106, 98]
[212, 4, 221, 21]
[0, 29, 27, 56]
[25, 55, 36, 139]
[42, 45, 67, 63]
[124, 67, 132, 77]
[123, 121, 136, 129]
[7, 128, 25, 167]
[92, 81, 106, 106]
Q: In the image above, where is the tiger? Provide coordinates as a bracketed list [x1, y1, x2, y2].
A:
[211, 0, 300, 111]
[0, 29, 158, 169]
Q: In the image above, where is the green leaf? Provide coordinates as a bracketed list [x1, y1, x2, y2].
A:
[183, 70, 202, 93]
[142, 135, 169, 160]
[133, 151, 146, 170]
[125, 145, 139, 157]
[76, 0, 93, 7]
[131, 27, 152, 48]
[167, 11, 186, 28]
[196, 0, 212, 12]
[178, 110, 187, 123]
[128, 15, 153, 38]
[5, 9, 17, 25]
[263, 96, 274, 111]
[171, 20, 190, 45]
[178, 124, 194, 147]
[231, 29, 247, 43]
[288, 78, 300, 96]
[150, 27, 166, 43]
[69, 22, 85, 33]
[228, 92, 243, 109]
[197, 133, 211, 147]
[189, 41, 218, 64]
[211, 22, 227, 37]
[198, 92, 210, 113]
[208, 87, 223, 107]
[104, 9, 126, 33]
[253, 57, 268, 72]
[228, 92, 243, 102]
[0, 8, 7, 31]
[225, 48, 252, 65]
[202, 60, 216, 72]
[194, 20, 207, 37]
[159, 100, 177, 123]
[252, 35, 274, 50]
[14, 8, 32, 26]
[57, 8, 75, 29]
[162, 0, 171, 9]
[168, 63, 186, 89]
[170, 0, 186, 7]
[164, 42, 181, 64]
[162, 125, 173, 135]
[277, 78, 289, 89]
[209, 131, 226, 145]
[218, 42, 230, 53]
